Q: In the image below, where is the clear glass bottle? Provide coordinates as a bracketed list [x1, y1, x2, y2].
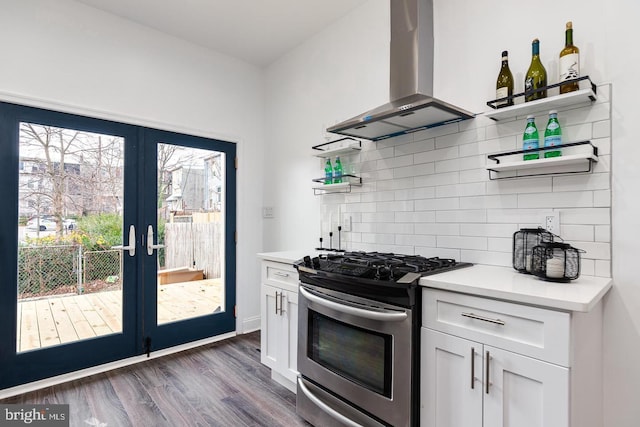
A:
[525, 39, 547, 102]
[523, 115, 540, 160]
[559, 21, 580, 94]
[496, 50, 514, 108]
[333, 156, 343, 184]
[544, 110, 562, 158]
[324, 158, 333, 184]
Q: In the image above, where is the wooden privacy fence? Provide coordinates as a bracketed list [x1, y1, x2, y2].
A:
[163, 222, 222, 279]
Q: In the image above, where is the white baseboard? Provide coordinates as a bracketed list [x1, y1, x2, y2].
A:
[240, 315, 261, 333]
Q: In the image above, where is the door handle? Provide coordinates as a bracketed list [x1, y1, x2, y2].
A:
[147, 225, 165, 256]
[112, 225, 136, 257]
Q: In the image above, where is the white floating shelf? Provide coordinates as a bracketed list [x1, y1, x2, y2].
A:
[484, 77, 597, 122]
[312, 144, 362, 158]
[486, 152, 598, 172]
[485, 141, 598, 180]
[311, 177, 362, 195]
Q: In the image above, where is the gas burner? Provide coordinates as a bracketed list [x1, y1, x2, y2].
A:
[300, 251, 472, 283]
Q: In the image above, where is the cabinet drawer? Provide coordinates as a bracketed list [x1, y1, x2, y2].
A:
[423, 288, 570, 366]
[264, 261, 298, 291]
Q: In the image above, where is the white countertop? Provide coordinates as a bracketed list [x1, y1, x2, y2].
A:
[420, 264, 612, 312]
[257, 250, 327, 264]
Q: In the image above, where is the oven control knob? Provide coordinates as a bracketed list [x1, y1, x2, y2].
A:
[303, 256, 312, 267]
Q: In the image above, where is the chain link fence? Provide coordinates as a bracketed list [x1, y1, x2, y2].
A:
[17, 245, 122, 299]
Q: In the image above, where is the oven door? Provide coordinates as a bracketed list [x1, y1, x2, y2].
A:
[297, 284, 413, 427]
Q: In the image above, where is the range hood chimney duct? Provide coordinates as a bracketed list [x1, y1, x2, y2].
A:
[328, 0, 474, 141]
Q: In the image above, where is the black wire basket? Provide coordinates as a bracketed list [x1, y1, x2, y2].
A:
[512, 228, 555, 274]
[530, 242, 583, 282]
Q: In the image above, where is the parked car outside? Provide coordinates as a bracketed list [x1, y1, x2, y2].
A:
[26, 216, 76, 231]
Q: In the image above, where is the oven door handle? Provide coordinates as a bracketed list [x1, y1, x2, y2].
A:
[300, 286, 408, 322]
[298, 377, 364, 427]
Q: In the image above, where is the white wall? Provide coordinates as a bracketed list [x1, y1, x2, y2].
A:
[265, 0, 640, 425]
[0, 0, 266, 333]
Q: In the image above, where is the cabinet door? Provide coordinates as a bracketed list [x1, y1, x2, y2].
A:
[260, 284, 281, 370]
[483, 345, 569, 427]
[421, 328, 482, 427]
[280, 289, 299, 383]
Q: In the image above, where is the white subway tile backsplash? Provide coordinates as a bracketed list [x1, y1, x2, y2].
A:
[361, 212, 395, 223]
[459, 194, 517, 209]
[460, 223, 517, 237]
[323, 94, 611, 275]
[416, 247, 460, 259]
[593, 190, 611, 207]
[486, 177, 552, 195]
[377, 177, 414, 191]
[377, 154, 414, 170]
[376, 200, 414, 212]
[415, 223, 460, 236]
[435, 128, 482, 148]
[415, 197, 460, 211]
[553, 173, 610, 192]
[595, 225, 611, 242]
[580, 259, 595, 276]
[595, 260, 611, 277]
[436, 182, 486, 198]
[362, 233, 397, 245]
[518, 191, 593, 209]
[459, 169, 487, 183]
[394, 138, 435, 156]
[488, 237, 512, 252]
[438, 236, 487, 250]
[560, 208, 611, 225]
[560, 225, 594, 241]
[395, 186, 435, 200]
[393, 163, 435, 179]
[592, 120, 611, 138]
[569, 241, 611, 260]
[461, 250, 512, 267]
[415, 146, 459, 164]
[436, 210, 487, 223]
[395, 211, 436, 223]
[414, 171, 460, 187]
[395, 234, 436, 247]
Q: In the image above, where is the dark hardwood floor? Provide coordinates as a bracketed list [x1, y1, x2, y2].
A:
[1, 331, 311, 427]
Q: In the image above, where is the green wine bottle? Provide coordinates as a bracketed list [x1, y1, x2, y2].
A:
[333, 157, 343, 184]
[544, 110, 562, 158]
[525, 39, 547, 102]
[324, 158, 333, 184]
[523, 115, 540, 161]
[496, 50, 514, 108]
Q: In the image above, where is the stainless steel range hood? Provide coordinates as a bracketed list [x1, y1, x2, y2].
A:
[327, 0, 474, 141]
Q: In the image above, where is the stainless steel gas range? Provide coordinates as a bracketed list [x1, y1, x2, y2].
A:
[294, 252, 472, 427]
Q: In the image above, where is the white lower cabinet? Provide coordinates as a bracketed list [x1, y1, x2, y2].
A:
[260, 260, 299, 392]
[421, 288, 603, 427]
[422, 328, 569, 427]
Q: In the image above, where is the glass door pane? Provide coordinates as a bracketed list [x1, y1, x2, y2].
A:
[156, 143, 226, 324]
[17, 122, 125, 351]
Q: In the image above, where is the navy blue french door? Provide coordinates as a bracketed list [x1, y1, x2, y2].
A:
[0, 102, 236, 389]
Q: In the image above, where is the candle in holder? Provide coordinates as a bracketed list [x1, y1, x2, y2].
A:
[546, 257, 565, 278]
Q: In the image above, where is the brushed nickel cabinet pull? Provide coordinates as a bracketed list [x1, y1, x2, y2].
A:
[275, 291, 280, 315]
[471, 347, 475, 389]
[461, 312, 505, 326]
[280, 292, 286, 315]
[274, 271, 290, 278]
[485, 350, 491, 394]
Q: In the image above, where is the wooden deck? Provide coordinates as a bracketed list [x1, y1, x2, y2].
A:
[16, 278, 224, 352]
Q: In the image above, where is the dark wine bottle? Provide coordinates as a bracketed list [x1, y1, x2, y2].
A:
[524, 39, 547, 102]
[559, 21, 580, 94]
[495, 50, 514, 108]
